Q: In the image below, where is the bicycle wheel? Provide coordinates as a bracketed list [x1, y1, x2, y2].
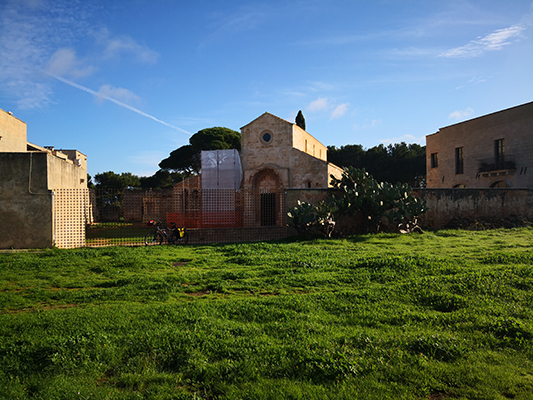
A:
[144, 230, 163, 246]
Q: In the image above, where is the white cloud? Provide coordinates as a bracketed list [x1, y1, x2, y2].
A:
[0, 1, 159, 109]
[439, 24, 525, 58]
[46, 48, 94, 78]
[93, 28, 160, 64]
[331, 103, 348, 119]
[96, 84, 141, 104]
[307, 97, 330, 112]
[353, 120, 381, 130]
[0, 0, 98, 108]
[449, 107, 474, 120]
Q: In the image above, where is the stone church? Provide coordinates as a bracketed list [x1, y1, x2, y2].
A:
[239, 112, 343, 191]
[168, 112, 343, 229]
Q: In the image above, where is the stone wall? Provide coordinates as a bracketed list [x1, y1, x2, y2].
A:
[287, 188, 533, 233]
[414, 188, 533, 229]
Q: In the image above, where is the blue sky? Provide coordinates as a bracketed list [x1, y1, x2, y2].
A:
[1, 0, 532, 177]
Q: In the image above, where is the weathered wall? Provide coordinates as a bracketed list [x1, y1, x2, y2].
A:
[0, 108, 27, 152]
[287, 188, 533, 234]
[0, 153, 53, 248]
[427, 102, 533, 189]
[289, 149, 331, 188]
[46, 150, 88, 189]
[414, 188, 533, 229]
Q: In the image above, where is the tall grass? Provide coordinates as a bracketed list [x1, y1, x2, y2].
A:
[1, 228, 533, 399]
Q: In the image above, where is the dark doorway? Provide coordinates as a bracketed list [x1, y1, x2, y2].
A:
[260, 193, 276, 226]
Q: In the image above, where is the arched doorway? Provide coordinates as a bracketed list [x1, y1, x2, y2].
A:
[490, 180, 512, 188]
[252, 169, 281, 226]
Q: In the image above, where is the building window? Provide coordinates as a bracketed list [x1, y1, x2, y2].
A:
[495, 139, 504, 168]
[430, 153, 438, 168]
[455, 147, 464, 174]
[260, 130, 273, 145]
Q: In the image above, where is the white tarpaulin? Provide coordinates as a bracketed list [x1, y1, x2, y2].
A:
[201, 149, 242, 189]
[201, 150, 243, 219]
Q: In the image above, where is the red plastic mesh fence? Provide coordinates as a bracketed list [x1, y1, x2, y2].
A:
[85, 187, 285, 246]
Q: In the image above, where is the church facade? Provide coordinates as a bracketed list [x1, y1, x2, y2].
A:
[239, 112, 343, 192]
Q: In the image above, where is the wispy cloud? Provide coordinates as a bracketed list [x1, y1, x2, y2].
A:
[96, 84, 141, 104]
[306, 97, 349, 120]
[49, 74, 191, 134]
[0, 0, 159, 109]
[93, 28, 160, 64]
[46, 48, 94, 78]
[331, 103, 348, 119]
[449, 107, 474, 120]
[353, 120, 381, 131]
[440, 25, 525, 58]
[307, 97, 329, 112]
[199, 5, 272, 48]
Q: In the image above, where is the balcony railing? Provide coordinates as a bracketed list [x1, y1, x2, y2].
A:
[478, 155, 515, 173]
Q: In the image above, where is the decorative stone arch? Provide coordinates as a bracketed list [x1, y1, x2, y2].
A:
[251, 167, 283, 192]
[250, 168, 283, 226]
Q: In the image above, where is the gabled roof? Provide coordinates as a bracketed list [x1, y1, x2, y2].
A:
[240, 112, 293, 129]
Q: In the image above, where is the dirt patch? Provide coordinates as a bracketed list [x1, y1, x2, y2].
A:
[185, 291, 209, 297]
[173, 262, 190, 267]
[444, 215, 532, 230]
[6, 303, 78, 314]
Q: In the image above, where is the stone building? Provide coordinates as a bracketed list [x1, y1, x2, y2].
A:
[164, 112, 343, 230]
[426, 101, 533, 188]
[0, 108, 89, 248]
[240, 112, 343, 191]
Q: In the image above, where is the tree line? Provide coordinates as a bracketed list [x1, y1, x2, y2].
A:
[90, 121, 426, 189]
[328, 143, 426, 187]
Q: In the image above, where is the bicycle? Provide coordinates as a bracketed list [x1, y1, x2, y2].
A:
[144, 220, 189, 245]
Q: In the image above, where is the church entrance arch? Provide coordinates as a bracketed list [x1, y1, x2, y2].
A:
[252, 169, 282, 226]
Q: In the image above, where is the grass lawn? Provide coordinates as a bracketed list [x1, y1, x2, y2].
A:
[1, 228, 533, 399]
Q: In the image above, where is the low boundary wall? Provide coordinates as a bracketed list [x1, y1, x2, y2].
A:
[413, 188, 533, 229]
[287, 188, 533, 232]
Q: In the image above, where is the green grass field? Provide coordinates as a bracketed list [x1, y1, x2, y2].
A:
[1, 228, 533, 399]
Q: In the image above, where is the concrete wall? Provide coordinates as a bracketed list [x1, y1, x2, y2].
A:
[0, 153, 53, 248]
[427, 102, 533, 188]
[0, 108, 27, 152]
[46, 150, 88, 189]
